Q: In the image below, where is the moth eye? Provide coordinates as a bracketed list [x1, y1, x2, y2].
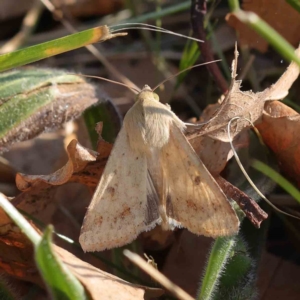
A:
[153, 93, 160, 102]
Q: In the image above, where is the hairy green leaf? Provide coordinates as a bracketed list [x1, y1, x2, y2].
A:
[0, 68, 98, 152]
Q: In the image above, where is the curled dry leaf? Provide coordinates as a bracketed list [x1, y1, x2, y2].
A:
[226, 0, 300, 52]
[16, 139, 98, 191]
[12, 139, 103, 223]
[186, 44, 300, 225]
[190, 45, 300, 143]
[256, 101, 300, 187]
[188, 120, 249, 176]
[267, 46, 300, 101]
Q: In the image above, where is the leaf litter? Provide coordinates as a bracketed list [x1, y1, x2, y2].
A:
[1, 44, 300, 298]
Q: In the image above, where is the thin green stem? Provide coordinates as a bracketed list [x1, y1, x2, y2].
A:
[252, 159, 300, 205]
[0, 194, 40, 245]
[228, 0, 240, 11]
[234, 10, 300, 67]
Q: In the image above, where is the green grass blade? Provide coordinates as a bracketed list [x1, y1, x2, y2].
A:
[0, 193, 40, 245]
[35, 226, 87, 300]
[233, 10, 300, 67]
[0, 26, 112, 72]
[252, 159, 300, 204]
[176, 39, 200, 89]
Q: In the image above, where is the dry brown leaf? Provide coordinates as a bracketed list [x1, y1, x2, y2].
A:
[0, 199, 158, 299]
[162, 231, 212, 296]
[7, 140, 101, 226]
[267, 46, 300, 100]
[191, 45, 300, 143]
[141, 226, 176, 251]
[0, 220, 42, 285]
[56, 246, 162, 300]
[192, 48, 268, 142]
[226, 0, 300, 52]
[188, 123, 249, 175]
[16, 139, 98, 191]
[256, 101, 300, 187]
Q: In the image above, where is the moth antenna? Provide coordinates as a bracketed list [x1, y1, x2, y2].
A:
[110, 23, 204, 43]
[152, 60, 221, 91]
[69, 73, 141, 94]
[227, 116, 300, 221]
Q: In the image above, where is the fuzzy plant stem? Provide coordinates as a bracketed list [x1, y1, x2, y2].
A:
[197, 237, 236, 300]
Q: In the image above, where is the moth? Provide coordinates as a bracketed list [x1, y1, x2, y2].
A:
[79, 85, 239, 252]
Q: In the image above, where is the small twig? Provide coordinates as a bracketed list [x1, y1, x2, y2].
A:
[39, 0, 139, 91]
[123, 250, 195, 300]
[0, 0, 43, 54]
[216, 176, 268, 228]
[190, 0, 228, 93]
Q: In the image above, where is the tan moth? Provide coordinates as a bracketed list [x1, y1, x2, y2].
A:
[79, 84, 239, 252]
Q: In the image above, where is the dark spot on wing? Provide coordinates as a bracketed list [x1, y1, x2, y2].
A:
[95, 216, 103, 225]
[146, 192, 159, 225]
[186, 199, 198, 211]
[166, 193, 175, 218]
[106, 186, 115, 197]
[194, 176, 201, 185]
[146, 172, 159, 225]
[120, 206, 131, 219]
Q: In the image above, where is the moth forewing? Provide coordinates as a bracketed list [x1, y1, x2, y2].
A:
[79, 85, 239, 252]
[79, 125, 160, 252]
[160, 124, 239, 236]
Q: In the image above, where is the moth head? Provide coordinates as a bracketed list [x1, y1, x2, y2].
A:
[136, 85, 160, 102]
